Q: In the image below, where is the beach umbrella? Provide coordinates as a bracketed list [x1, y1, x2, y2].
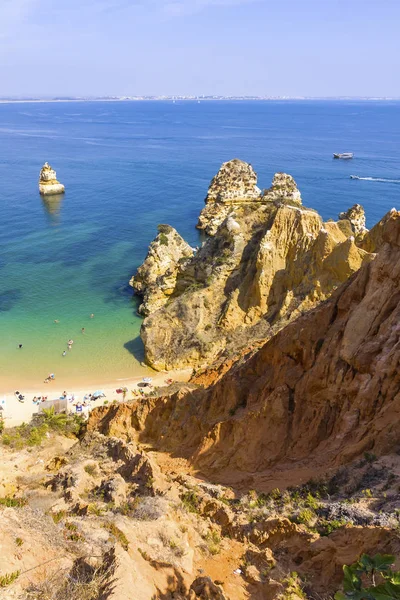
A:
[92, 390, 105, 399]
[142, 377, 152, 383]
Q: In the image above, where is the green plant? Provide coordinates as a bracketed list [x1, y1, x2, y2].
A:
[304, 492, 320, 510]
[335, 554, 400, 600]
[362, 489, 373, 498]
[364, 452, 377, 463]
[318, 518, 347, 536]
[159, 233, 169, 246]
[84, 463, 98, 476]
[181, 489, 201, 514]
[0, 496, 27, 508]
[297, 508, 315, 527]
[104, 523, 129, 551]
[0, 570, 20, 588]
[282, 572, 306, 600]
[42, 406, 68, 430]
[51, 510, 66, 524]
[205, 530, 221, 555]
[15, 537, 23, 547]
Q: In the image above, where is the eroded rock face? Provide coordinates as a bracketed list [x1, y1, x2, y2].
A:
[140, 197, 379, 371]
[39, 162, 65, 195]
[119, 210, 400, 488]
[130, 224, 194, 315]
[263, 172, 302, 206]
[339, 203, 367, 236]
[197, 159, 261, 235]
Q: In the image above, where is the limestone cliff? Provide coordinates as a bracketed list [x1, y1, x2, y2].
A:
[196, 159, 261, 235]
[137, 161, 384, 372]
[38, 162, 65, 196]
[339, 203, 367, 237]
[130, 224, 194, 316]
[96, 209, 400, 490]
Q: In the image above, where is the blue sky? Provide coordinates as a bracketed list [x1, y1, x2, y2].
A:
[1, 0, 400, 97]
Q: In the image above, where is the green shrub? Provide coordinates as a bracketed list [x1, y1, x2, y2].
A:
[104, 523, 129, 551]
[0, 496, 27, 508]
[335, 554, 400, 600]
[181, 489, 201, 514]
[0, 570, 20, 588]
[159, 233, 169, 246]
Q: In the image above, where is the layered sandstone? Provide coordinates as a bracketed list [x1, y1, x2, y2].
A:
[38, 162, 65, 195]
[196, 159, 261, 235]
[137, 161, 384, 372]
[339, 203, 367, 237]
[98, 209, 400, 489]
[130, 224, 194, 315]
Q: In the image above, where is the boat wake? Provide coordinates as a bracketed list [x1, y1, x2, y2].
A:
[350, 176, 400, 183]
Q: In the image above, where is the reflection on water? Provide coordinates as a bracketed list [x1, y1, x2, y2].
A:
[41, 194, 64, 225]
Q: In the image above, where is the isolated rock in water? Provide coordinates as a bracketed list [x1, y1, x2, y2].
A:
[263, 172, 302, 206]
[39, 162, 65, 195]
[339, 203, 367, 236]
[197, 159, 261, 235]
[130, 224, 194, 316]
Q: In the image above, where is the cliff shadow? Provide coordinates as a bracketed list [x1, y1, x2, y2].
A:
[124, 335, 146, 364]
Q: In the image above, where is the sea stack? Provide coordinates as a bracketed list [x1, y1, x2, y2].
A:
[38, 162, 65, 196]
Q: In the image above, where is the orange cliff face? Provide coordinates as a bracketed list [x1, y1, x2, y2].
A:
[89, 209, 400, 490]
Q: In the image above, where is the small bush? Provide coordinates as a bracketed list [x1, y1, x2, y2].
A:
[296, 508, 316, 527]
[104, 523, 129, 551]
[0, 496, 27, 508]
[205, 530, 221, 555]
[84, 463, 98, 477]
[181, 489, 201, 514]
[15, 537, 23, 547]
[0, 570, 20, 588]
[159, 233, 169, 246]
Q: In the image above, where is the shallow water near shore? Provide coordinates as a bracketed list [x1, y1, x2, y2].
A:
[1, 99, 400, 391]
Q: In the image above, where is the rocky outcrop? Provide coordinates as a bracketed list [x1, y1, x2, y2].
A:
[38, 162, 65, 195]
[339, 203, 367, 237]
[138, 164, 386, 371]
[104, 209, 400, 489]
[197, 159, 261, 235]
[262, 172, 302, 206]
[130, 224, 194, 315]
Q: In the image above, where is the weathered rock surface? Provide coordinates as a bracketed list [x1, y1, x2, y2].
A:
[38, 162, 65, 195]
[101, 210, 400, 489]
[339, 203, 367, 237]
[130, 224, 194, 315]
[138, 162, 386, 371]
[197, 159, 261, 235]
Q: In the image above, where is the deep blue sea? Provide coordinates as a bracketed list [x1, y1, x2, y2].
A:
[1, 100, 399, 390]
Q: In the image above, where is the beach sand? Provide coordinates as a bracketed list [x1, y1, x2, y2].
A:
[0, 368, 192, 428]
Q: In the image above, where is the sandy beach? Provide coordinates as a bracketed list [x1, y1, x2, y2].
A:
[0, 368, 192, 428]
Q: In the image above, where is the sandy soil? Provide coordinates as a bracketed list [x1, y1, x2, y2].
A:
[0, 369, 192, 428]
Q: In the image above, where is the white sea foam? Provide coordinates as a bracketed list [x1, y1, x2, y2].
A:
[351, 176, 400, 183]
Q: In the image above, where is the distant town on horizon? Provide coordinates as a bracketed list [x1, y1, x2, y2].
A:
[1, 95, 400, 103]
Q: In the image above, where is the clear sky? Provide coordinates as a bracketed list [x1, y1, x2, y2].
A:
[1, 0, 400, 97]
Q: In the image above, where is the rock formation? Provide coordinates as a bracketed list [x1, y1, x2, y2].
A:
[339, 203, 367, 237]
[130, 224, 194, 315]
[134, 161, 387, 372]
[100, 209, 400, 490]
[197, 159, 261, 235]
[38, 162, 65, 196]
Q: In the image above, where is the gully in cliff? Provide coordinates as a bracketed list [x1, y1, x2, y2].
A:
[38, 162, 65, 196]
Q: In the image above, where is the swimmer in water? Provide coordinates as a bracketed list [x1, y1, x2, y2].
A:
[62, 350, 66, 357]
[90, 314, 94, 318]
[54, 320, 59, 324]
[81, 328, 85, 334]
[18, 344, 23, 349]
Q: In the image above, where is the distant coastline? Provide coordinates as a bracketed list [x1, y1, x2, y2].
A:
[1, 95, 400, 104]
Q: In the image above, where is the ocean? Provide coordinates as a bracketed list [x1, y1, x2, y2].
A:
[1, 99, 400, 391]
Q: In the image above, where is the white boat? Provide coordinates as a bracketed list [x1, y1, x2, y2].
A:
[333, 152, 354, 159]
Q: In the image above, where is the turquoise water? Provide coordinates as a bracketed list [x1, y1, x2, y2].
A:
[1, 100, 400, 390]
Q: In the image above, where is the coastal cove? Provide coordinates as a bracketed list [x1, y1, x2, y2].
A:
[1, 100, 400, 392]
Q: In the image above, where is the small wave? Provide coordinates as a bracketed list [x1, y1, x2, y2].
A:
[350, 176, 400, 183]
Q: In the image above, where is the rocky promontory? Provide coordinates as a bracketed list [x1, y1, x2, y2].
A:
[38, 162, 65, 195]
[130, 224, 194, 315]
[131, 159, 386, 372]
[196, 158, 262, 235]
